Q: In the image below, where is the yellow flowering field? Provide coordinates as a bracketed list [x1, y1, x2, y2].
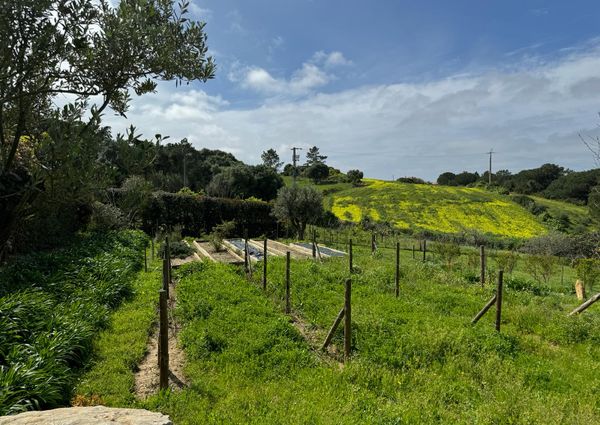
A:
[328, 179, 548, 238]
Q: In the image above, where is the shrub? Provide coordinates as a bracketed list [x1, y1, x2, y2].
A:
[141, 192, 277, 238]
[88, 202, 127, 231]
[524, 254, 556, 285]
[434, 242, 461, 269]
[574, 258, 600, 293]
[160, 240, 194, 259]
[209, 220, 236, 252]
[494, 251, 518, 274]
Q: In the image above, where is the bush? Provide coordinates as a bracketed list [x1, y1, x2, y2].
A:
[160, 240, 194, 259]
[209, 220, 236, 252]
[505, 276, 550, 296]
[88, 202, 127, 231]
[494, 251, 518, 274]
[141, 192, 277, 238]
[523, 254, 556, 285]
[574, 258, 600, 293]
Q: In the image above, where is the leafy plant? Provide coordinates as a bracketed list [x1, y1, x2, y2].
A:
[574, 258, 600, 293]
[524, 254, 556, 285]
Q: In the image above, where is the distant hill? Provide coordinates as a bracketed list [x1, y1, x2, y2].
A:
[283, 177, 593, 238]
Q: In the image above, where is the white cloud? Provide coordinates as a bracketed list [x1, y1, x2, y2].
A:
[311, 50, 353, 68]
[232, 59, 332, 96]
[101, 44, 600, 180]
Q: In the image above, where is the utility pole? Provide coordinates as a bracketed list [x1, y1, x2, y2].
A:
[486, 149, 494, 185]
[291, 147, 302, 186]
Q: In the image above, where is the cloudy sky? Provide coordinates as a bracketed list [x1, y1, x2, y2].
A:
[103, 0, 600, 180]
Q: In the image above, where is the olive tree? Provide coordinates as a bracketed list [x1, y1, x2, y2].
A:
[272, 185, 323, 239]
[0, 0, 215, 256]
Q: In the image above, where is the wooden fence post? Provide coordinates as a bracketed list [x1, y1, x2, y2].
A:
[162, 258, 169, 298]
[165, 236, 171, 295]
[263, 239, 268, 291]
[480, 245, 486, 287]
[495, 270, 504, 332]
[312, 230, 317, 259]
[412, 244, 415, 259]
[371, 232, 376, 254]
[422, 240, 427, 262]
[349, 239, 353, 273]
[471, 295, 497, 324]
[569, 292, 600, 316]
[285, 251, 291, 314]
[344, 278, 352, 362]
[395, 242, 400, 298]
[151, 238, 155, 260]
[159, 289, 169, 390]
[321, 307, 345, 350]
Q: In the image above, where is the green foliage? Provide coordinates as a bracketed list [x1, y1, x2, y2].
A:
[272, 185, 324, 239]
[142, 192, 277, 238]
[346, 169, 364, 186]
[544, 169, 600, 203]
[0, 0, 215, 255]
[523, 254, 556, 285]
[434, 242, 461, 269]
[305, 146, 327, 166]
[0, 230, 147, 415]
[88, 201, 127, 232]
[304, 162, 329, 184]
[494, 250, 519, 274]
[574, 258, 600, 293]
[209, 220, 236, 252]
[261, 148, 283, 171]
[160, 240, 194, 259]
[206, 165, 283, 201]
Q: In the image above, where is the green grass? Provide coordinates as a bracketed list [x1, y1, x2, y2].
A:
[530, 196, 594, 232]
[0, 230, 148, 415]
[90, 249, 598, 424]
[74, 259, 161, 406]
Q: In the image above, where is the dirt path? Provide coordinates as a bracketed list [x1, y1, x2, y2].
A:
[134, 280, 187, 398]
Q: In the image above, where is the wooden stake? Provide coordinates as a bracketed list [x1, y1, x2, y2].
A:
[321, 307, 345, 350]
[159, 289, 169, 390]
[422, 240, 427, 262]
[285, 251, 291, 314]
[495, 270, 504, 332]
[569, 292, 600, 316]
[412, 244, 415, 259]
[471, 295, 497, 324]
[312, 230, 316, 259]
[349, 239, 353, 273]
[344, 278, 352, 362]
[480, 245, 486, 287]
[165, 236, 172, 296]
[371, 233, 376, 254]
[395, 242, 400, 298]
[262, 239, 268, 291]
[162, 258, 169, 298]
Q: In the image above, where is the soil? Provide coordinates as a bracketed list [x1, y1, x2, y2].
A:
[196, 240, 243, 264]
[134, 281, 187, 398]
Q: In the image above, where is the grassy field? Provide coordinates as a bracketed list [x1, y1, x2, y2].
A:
[283, 176, 593, 238]
[75, 247, 600, 424]
[326, 179, 583, 238]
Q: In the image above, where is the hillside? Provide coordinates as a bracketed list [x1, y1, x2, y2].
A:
[303, 178, 594, 239]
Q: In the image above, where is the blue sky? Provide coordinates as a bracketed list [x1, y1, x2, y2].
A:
[105, 0, 600, 180]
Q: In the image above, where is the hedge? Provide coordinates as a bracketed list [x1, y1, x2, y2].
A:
[141, 192, 278, 238]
